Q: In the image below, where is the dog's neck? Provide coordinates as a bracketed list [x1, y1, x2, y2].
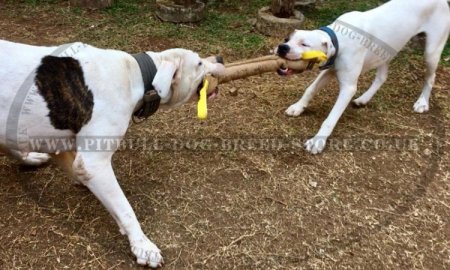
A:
[317, 27, 339, 70]
[131, 52, 161, 121]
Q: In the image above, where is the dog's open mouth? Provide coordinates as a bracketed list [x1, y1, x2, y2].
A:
[196, 80, 218, 100]
[277, 66, 295, 76]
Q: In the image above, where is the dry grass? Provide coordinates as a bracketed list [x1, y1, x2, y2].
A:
[1, 1, 450, 269]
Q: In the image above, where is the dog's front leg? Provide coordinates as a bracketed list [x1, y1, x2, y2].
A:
[73, 152, 163, 268]
[305, 71, 359, 154]
[286, 69, 334, 117]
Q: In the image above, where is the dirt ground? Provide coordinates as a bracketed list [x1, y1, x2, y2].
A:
[1, 1, 449, 269]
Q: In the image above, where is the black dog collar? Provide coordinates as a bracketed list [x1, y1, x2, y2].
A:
[319, 26, 339, 70]
[132, 53, 160, 121]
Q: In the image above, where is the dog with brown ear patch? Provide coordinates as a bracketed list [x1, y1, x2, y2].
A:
[0, 39, 224, 268]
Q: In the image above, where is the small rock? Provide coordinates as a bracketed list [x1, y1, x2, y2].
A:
[309, 180, 318, 188]
[229, 87, 238, 96]
[423, 148, 432, 156]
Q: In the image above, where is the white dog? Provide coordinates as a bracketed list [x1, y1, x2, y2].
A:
[0, 40, 224, 267]
[277, 0, 450, 154]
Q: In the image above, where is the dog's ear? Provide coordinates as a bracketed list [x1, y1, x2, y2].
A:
[152, 60, 180, 100]
[322, 39, 335, 60]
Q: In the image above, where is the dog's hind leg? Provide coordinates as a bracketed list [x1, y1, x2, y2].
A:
[353, 63, 389, 106]
[285, 69, 335, 117]
[414, 30, 449, 113]
[8, 150, 50, 166]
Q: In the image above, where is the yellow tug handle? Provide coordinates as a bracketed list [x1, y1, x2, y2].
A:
[301, 50, 328, 62]
[197, 78, 209, 120]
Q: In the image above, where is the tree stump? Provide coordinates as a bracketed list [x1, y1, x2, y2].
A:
[271, 0, 295, 18]
[70, 0, 114, 9]
[256, 6, 304, 37]
[155, 0, 206, 23]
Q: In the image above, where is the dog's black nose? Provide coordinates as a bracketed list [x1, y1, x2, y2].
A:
[216, 56, 224, 64]
[277, 44, 290, 57]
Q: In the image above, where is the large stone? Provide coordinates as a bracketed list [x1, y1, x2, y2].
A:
[256, 6, 305, 37]
[155, 0, 206, 23]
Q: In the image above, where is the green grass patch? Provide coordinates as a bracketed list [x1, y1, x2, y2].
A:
[441, 41, 450, 67]
[193, 12, 265, 53]
[107, 0, 140, 13]
[12, 0, 450, 65]
[305, 0, 385, 27]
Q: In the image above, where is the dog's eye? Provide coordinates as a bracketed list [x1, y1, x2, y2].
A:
[301, 43, 310, 47]
[198, 61, 202, 66]
[284, 37, 290, 43]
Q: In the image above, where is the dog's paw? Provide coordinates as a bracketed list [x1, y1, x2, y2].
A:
[352, 97, 369, 107]
[305, 137, 327, 154]
[21, 152, 51, 166]
[131, 237, 164, 268]
[285, 103, 306, 117]
[413, 97, 429, 113]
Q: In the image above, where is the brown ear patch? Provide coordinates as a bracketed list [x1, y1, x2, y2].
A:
[35, 56, 94, 134]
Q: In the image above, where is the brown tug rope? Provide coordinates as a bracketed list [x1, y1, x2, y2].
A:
[205, 55, 320, 92]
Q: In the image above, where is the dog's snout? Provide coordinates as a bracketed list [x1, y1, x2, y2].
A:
[277, 44, 290, 57]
